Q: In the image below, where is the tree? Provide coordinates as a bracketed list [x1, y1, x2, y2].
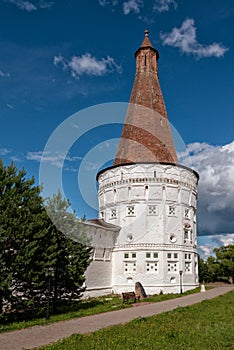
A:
[198, 256, 209, 283]
[0, 160, 92, 315]
[214, 245, 234, 283]
[0, 160, 48, 312]
[206, 256, 222, 283]
[44, 190, 92, 311]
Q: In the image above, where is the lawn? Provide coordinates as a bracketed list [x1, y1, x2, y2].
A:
[38, 291, 234, 350]
[0, 287, 202, 332]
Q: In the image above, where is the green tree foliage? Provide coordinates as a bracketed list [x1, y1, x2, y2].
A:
[44, 191, 92, 311]
[206, 256, 222, 282]
[198, 245, 234, 284]
[214, 245, 234, 283]
[198, 256, 209, 283]
[0, 160, 48, 312]
[0, 160, 91, 315]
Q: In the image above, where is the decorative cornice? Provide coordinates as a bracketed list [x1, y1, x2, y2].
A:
[113, 243, 197, 251]
[98, 176, 197, 192]
[97, 162, 199, 181]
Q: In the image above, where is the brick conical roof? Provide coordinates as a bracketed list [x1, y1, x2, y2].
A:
[140, 29, 153, 48]
[114, 30, 178, 165]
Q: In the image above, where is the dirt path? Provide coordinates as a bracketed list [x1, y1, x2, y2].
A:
[0, 285, 233, 350]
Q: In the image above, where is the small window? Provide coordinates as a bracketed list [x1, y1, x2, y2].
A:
[174, 253, 178, 259]
[124, 253, 129, 259]
[185, 208, 189, 218]
[193, 213, 197, 223]
[111, 209, 116, 218]
[127, 234, 133, 242]
[146, 252, 151, 258]
[170, 234, 177, 243]
[153, 252, 158, 259]
[148, 206, 157, 215]
[146, 261, 158, 273]
[185, 262, 191, 272]
[167, 253, 172, 259]
[127, 206, 135, 216]
[169, 206, 176, 216]
[184, 229, 190, 240]
[132, 253, 136, 259]
[167, 262, 177, 272]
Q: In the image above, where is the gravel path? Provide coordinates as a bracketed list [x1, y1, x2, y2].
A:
[0, 285, 233, 350]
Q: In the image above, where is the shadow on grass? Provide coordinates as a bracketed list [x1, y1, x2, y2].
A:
[0, 298, 108, 326]
[0, 286, 212, 332]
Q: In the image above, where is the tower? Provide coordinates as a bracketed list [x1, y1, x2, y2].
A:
[96, 31, 199, 294]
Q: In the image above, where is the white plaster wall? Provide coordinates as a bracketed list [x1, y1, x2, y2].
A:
[98, 163, 199, 294]
[79, 221, 119, 297]
[84, 259, 113, 298]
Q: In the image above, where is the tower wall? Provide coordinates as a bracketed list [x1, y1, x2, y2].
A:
[97, 163, 199, 294]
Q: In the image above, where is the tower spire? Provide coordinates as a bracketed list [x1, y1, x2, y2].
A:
[114, 30, 178, 165]
[140, 29, 153, 48]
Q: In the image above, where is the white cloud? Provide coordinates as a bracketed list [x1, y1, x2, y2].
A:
[198, 234, 234, 259]
[0, 148, 11, 155]
[27, 151, 82, 168]
[10, 155, 22, 162]
[54, 53, 122, 79]
[198, 243, 215, 259]
[6, 0, 37, 11]
[4, 0, 54, 11]
[98, 0, 178, 20]
[160, 18, 228, 58]
[123, 0, 143, 15]
[180, 141, 234, 235]
[53, 55, 67, 70]
[6, 103, 14, 109]
[213, 233, 234, 247]
[0, 69, 10, 78]
[38, 0, 54, 8]
[98, 0, 118, 6]
[153, 0, 177, 13]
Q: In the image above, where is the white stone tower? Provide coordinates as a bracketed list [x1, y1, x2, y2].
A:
[97, 30, 199, 294]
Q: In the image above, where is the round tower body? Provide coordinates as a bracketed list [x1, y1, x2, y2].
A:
[97, 162, 199, 294]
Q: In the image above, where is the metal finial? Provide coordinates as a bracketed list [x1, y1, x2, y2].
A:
[144, 29, 149, 37]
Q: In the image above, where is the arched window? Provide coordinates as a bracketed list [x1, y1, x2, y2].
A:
[184, 224, 192, 243]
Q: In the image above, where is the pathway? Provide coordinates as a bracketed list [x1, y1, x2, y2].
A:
[0, 285, 233, 350]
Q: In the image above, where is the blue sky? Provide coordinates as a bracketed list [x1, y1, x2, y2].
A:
[0, 0, 234, 258]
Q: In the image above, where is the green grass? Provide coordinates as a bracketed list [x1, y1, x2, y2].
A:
[0, 287, 207, 333]
[0, 295, 129, 333]
[38, 291, 234, 350]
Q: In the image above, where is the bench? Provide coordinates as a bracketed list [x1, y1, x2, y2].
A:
[122, 291, 137, 303]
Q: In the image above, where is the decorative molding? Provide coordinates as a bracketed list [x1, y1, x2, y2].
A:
[99, 176, 197, 192]
[113, 243, 197, 251]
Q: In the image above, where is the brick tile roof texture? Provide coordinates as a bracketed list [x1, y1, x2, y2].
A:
[114, 31, 178, 165]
